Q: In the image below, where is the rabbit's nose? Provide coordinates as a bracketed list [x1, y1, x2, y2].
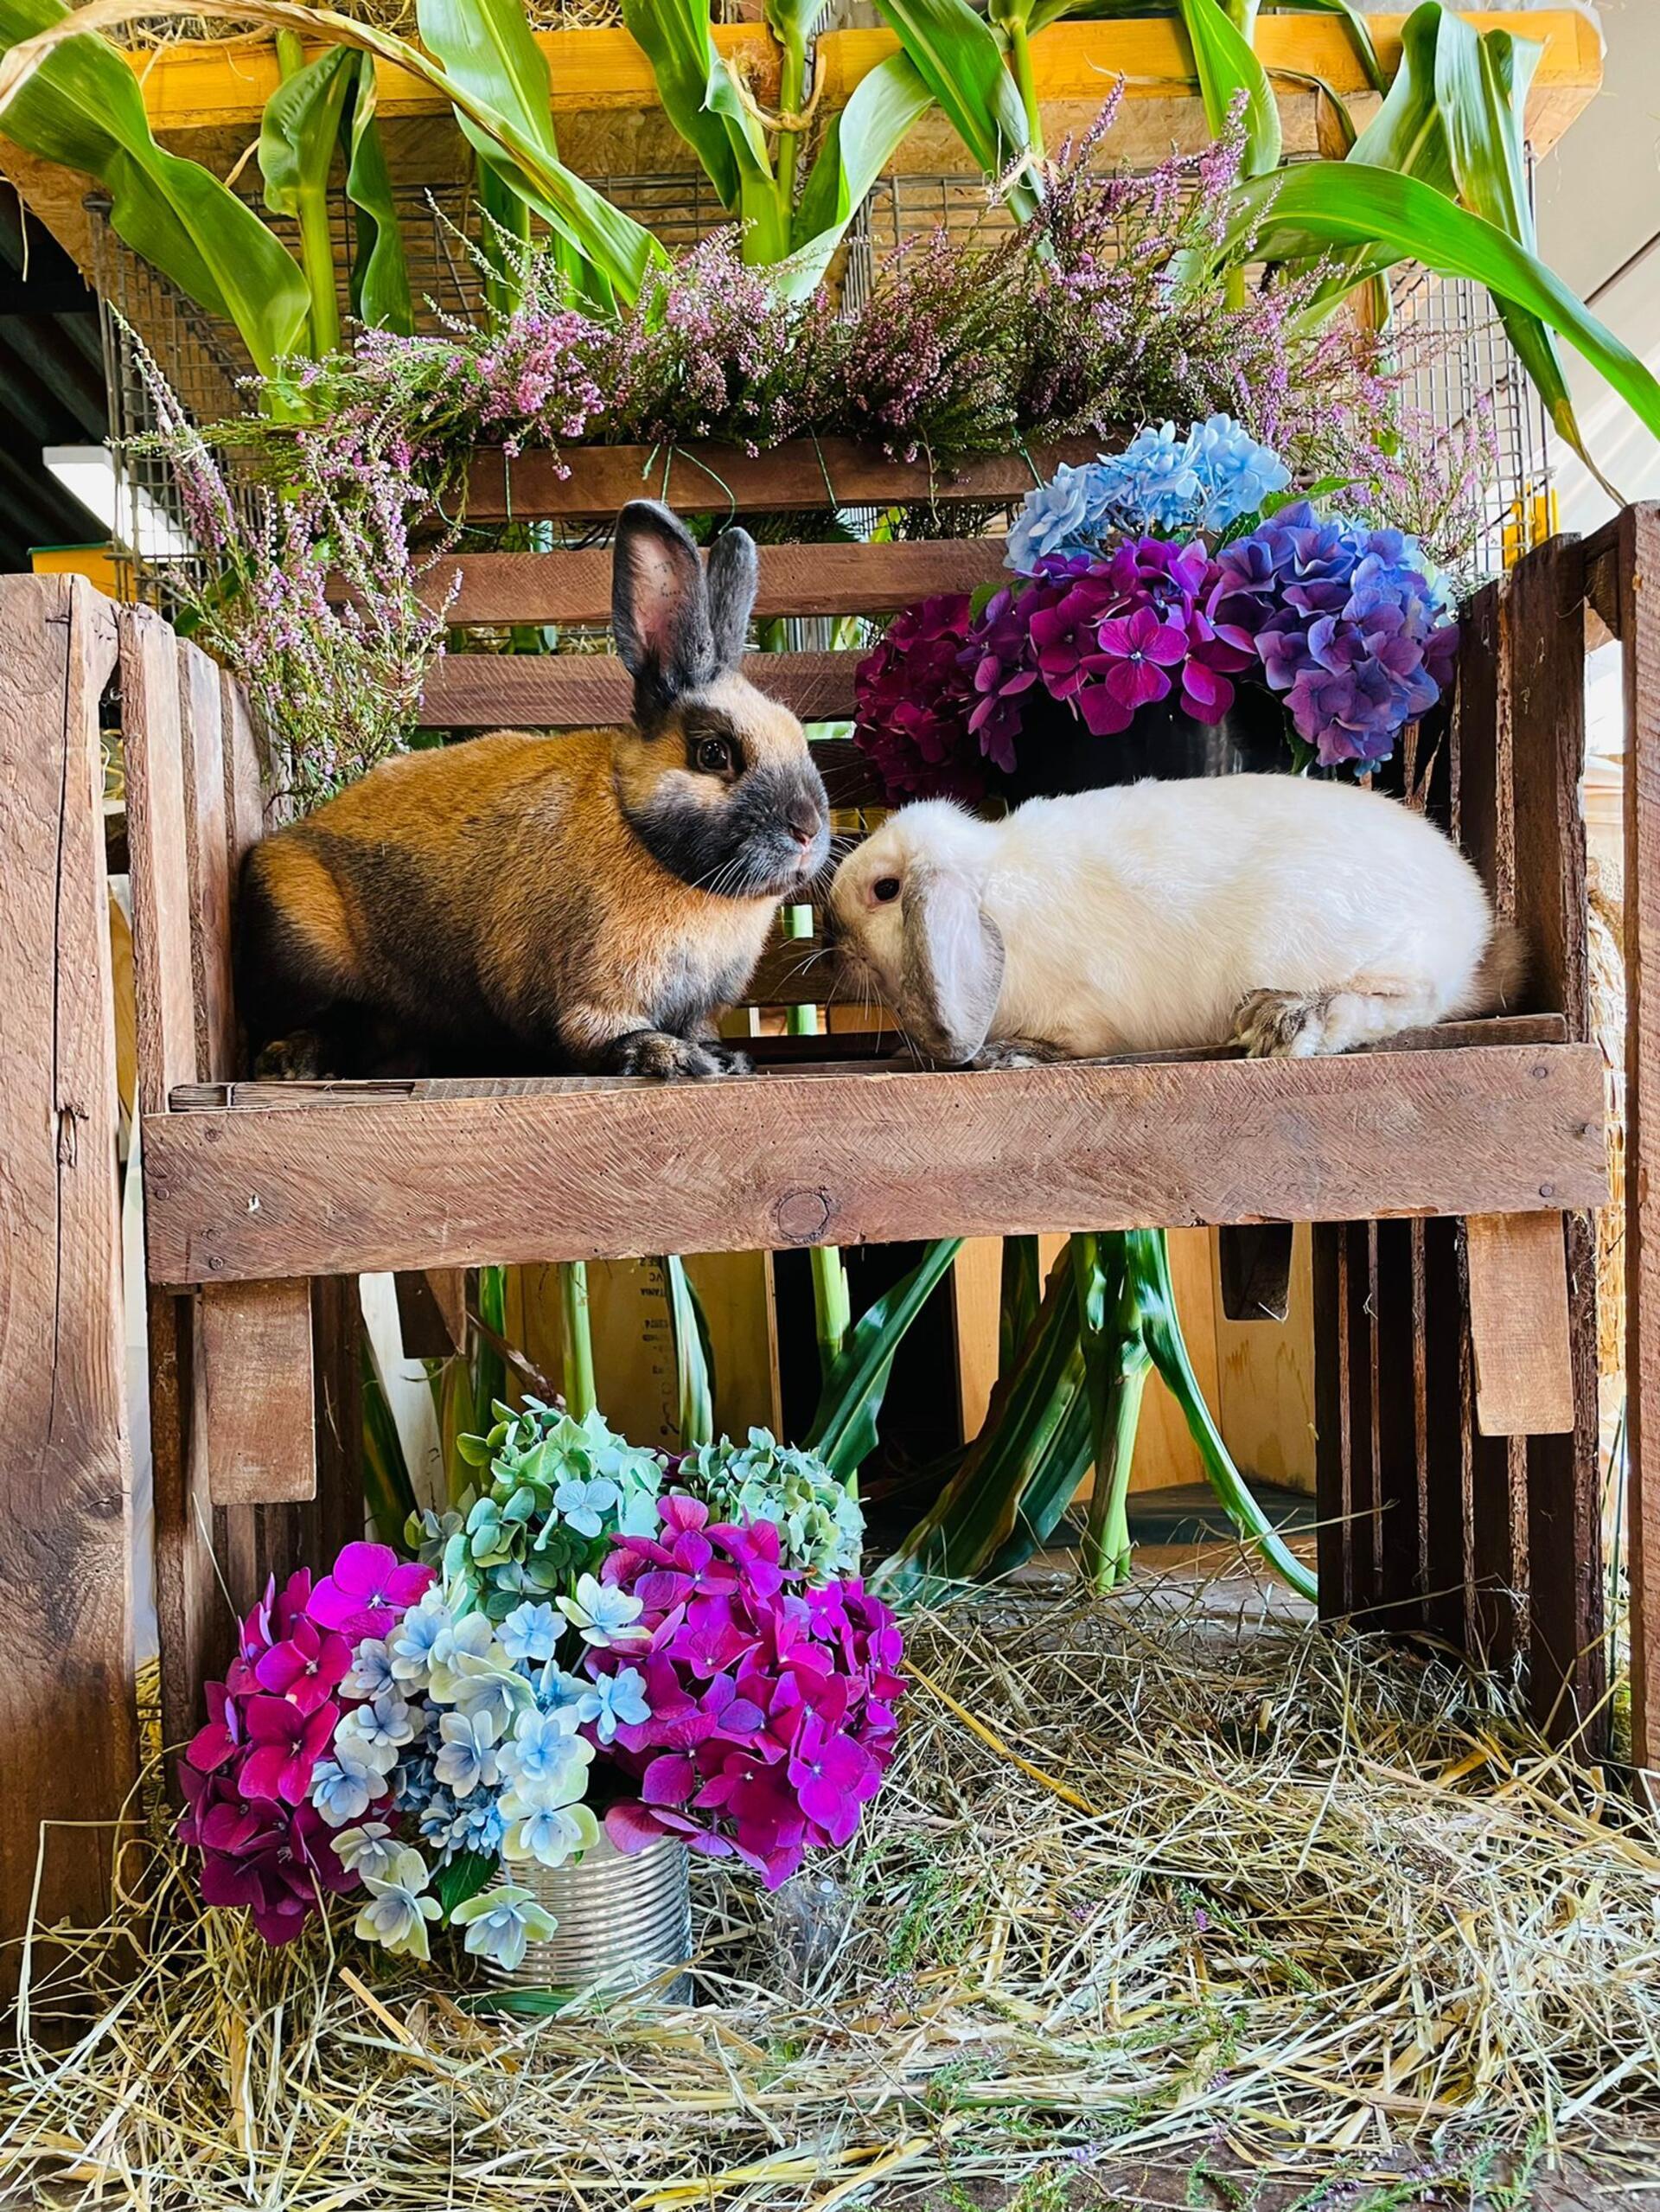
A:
[786, 795, 824, 848]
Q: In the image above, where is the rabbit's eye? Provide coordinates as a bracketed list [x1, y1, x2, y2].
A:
[872, 876, 902, 905]
[695, 735, 734, 777]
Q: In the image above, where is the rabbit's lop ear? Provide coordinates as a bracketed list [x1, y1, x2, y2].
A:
[614, 501, 717, 719]
[705, 526, 758, 674]
[899, 864, 1005, 1066]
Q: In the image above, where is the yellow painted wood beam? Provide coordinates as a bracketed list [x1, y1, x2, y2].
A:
[126, 22, 776, 133]
[817, 12, 1602, 155]
[118, 12, 1599, 152]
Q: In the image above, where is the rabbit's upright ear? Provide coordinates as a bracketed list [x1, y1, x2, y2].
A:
[614, 501, 717, 720]
[899, 865, 1006, 1065]
[705, 526, 758, 674]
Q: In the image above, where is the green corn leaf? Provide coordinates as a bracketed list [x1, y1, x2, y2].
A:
[664, 1256, 715, 1452]
[1429, 15, 1608, 493]
[983, 1371, 1093, 1578]
[621, 0, 770, 218]
[1235, 161, 1660, 455]
[999, 1235, 1042, 1382]
[873, 0, 1039, 218]
[872, 1255, 1082, 1601]
[805, 1237, 963, 1485]
[0, 0, 308, 371]
[342, 50, 412, 331]
[415, 0, 663, 301]
[260, 40, 354, 355]
[788, 48, 934, 292]
[1174, 0, 1281, 176]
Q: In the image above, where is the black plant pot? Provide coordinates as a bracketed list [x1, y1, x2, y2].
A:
[999, 681, 1291, 801]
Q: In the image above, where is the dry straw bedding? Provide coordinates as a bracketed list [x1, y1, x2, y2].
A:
[3, 1574, 1660, 2208]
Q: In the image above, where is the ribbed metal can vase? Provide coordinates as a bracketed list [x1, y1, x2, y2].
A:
[485, 1832, 693, 2007]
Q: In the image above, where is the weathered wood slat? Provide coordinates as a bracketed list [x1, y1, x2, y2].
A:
[0, 575, 137, 1977]
[161, 1014, 1575, 1110]
[429, 539, 1011, 627]
[199, 1281, 318, 1506]
[120, 604, 200, 1114]
[420, 649, 863, 731]
[1371, 1214, 1426, 1629]
[1465, 1211, 1576, 1436]
[178, 641, 236, 1084]
[1618, 502, 1660, 1775]
[1344, 1220, 1381, 1616]
[463, 438, 1092, 522]
[1508, 534, 1605, 1740]
[396, 1268, 468, 1358]
[141, 1041, 1606, 1287]
[1312, 1224, 1346, 1615]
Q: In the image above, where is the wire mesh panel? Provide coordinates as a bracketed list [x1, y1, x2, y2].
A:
[93, 156, 1553, 602]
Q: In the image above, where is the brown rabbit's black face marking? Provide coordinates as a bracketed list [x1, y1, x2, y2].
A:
[618, 686, 829, 899]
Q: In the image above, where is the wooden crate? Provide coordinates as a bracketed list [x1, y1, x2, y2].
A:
[3, 473, 1655, 1976]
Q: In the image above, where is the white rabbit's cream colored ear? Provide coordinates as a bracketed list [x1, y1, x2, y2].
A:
[898, 864, 1005, 1065]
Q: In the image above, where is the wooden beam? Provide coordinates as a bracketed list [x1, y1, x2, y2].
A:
[140, 1040, 1606, 1287]
[819, 14, 1600, 157]
[198, 1282, 318, 1506]
[424, 539, 1011, 628]
[461, 438, 1093, 524]
[0, 574, 136, 1978]
[120, 604, 200, 1115]
[1508, 532, 1605, 1740]
[1619, 504, 1660, 1777]
[420, 649, 862, 731]
[395, 1268, 468, 1359]
[1465, 1211, 1576, 1436]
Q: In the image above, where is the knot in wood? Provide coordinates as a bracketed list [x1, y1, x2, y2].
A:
[773, 1186, 833, 1243]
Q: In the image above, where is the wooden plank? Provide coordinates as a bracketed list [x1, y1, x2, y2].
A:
[220, 670, 267, 874]
[312, 1278, 365, 1563]
[1312, 1224, 1347, 1614]
[141, 1040, 1607, 1287]
[1507, 534, 1604, 1743]
[0, 573, 136, 1975]
[1420, 1215, 1470, 1648]
[164, 1013, 1576, 1109]
[1465, 1211, 1576, 1436]
[198, 1282, 318, 1506]
[420, 649, 861, 731]
[425, 539, 1012, 628]
[395, 1268, 467, 1359]
[120, 604, 200, 1113]
[1372, 1216, 1426, 1629]
[818, 15, 1601, 158]
[1344, 1221, 1380, 1616]
[177, 640, 236, 1084]
[462, 438, 1093, 525]
[1619, 504, 1660, 1776]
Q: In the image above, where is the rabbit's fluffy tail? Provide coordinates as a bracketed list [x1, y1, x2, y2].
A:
[1474, 920, 1528, 1012]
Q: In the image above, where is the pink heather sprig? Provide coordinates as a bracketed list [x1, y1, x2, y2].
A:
[179, 1547, 431, 1945]
[587, 1497, 904, 1889]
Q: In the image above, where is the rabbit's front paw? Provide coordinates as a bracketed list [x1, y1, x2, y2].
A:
[967, 1037, 1063, 1071]
[608, 1030, 740, 1080]
[254, 1029, 333, 1081]
[1232, 990, 1333, 1059]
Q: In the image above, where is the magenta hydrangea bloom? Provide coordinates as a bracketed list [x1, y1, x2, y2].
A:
[310, 1542, 432, 1643]
[588, 1495, 903, 1888]
[178, 1553, 405, 1943]
[852, 593, 989, 804]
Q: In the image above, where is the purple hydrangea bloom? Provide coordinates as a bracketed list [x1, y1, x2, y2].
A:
[852, 593, 988, 802]
[1213, 502, 1459, 766]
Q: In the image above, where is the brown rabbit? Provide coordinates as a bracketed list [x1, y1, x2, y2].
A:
[238, 502, 829, 1079]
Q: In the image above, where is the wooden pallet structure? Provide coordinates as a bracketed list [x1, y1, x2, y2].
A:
[3, 469, 1657, 1981]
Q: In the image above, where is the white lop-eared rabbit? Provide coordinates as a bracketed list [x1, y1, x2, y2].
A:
[828, 776, 1521, 1067]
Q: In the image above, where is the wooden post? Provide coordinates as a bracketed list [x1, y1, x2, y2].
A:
[0, 575, 137, 1977]
[1508, 535, 1606, 1742]
[1617, 504, 1660, 1779]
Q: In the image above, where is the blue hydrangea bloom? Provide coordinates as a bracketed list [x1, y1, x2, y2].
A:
[589, 1665, 651, 1745]
[391, 1749, 439, 1816]
[1189, 414, 1292, 533]
[1095, 420, 1206, 533]
[444, 1794, 506, 1858]
[498, 1600, 561, 1668]
[1006, 461, 1119, 573]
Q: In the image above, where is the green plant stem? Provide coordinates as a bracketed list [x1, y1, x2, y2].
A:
[561, 1260, 597, 1421]
[1004, 11, 1044, 160]
[1072, 1235, 1152, 1594]
[773, 11, 809, 244]
[275, 29, 341, 358]
[811, 1246, 852, 1377]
